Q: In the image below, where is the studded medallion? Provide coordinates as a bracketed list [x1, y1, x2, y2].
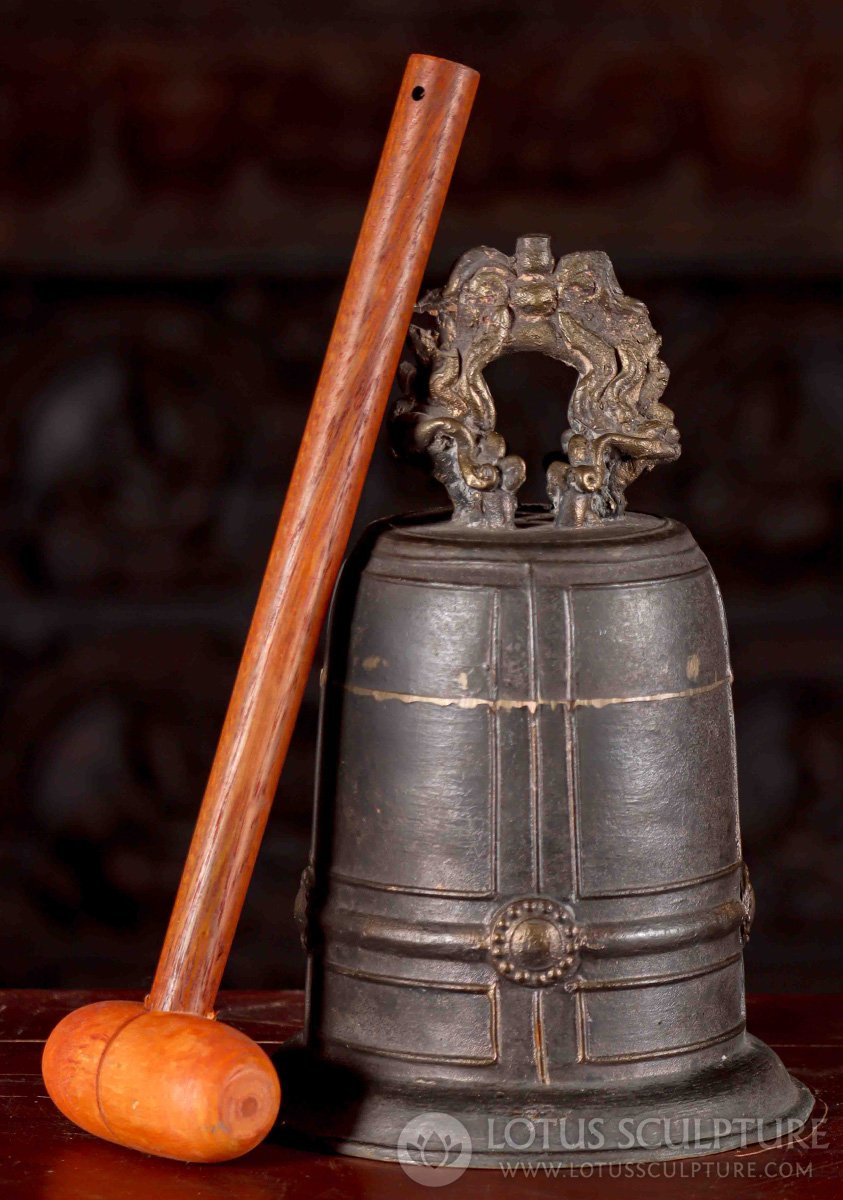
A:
[490, 897, 579, 987]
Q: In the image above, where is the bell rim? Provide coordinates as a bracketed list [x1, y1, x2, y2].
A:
[277, 1033, 815, 1168]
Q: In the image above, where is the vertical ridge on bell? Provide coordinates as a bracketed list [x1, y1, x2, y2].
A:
[535, 576, 576, 903]
[540, 988, 582, 1075]
[532, 993, 550, 1084]
[526, 563, 542, 894]
[488, 587, 502, 898]
[494, 580, 535, 897]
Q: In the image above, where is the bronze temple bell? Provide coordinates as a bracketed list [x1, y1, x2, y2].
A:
[282, 236, 813, 1165]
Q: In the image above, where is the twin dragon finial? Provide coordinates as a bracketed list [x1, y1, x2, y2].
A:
[392, 235, 680, 528]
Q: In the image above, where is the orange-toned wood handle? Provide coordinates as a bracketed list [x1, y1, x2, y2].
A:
[148, 54, 479, 1016]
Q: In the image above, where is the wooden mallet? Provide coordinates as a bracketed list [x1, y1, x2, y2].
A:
[41, 53, 478, 1164]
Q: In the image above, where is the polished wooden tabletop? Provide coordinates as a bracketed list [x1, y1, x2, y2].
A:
[1, 990, 839, 1198]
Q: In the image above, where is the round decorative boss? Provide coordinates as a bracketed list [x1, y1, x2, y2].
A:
[490, 897, 579, 987]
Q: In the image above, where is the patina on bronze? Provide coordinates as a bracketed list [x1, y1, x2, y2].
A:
[280, 238, 813, 1165]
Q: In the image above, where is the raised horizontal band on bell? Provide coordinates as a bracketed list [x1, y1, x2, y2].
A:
[327, 858, 743, 901]
[319, 1033, 499, 1068]
[581, 901, 745, 956]
[339, 674, 732, 712]
[316, 897, 745, 963]
[320, 951, 743, 1005]
[315, 1011, 748, 1070]
[584, 1020, 748, 1065]
[576, 951, 744, 994]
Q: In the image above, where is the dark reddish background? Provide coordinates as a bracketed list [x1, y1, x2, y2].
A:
[0, 1, 840, 993]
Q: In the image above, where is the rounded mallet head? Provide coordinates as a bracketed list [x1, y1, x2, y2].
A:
[42, 1001, 281, 1162]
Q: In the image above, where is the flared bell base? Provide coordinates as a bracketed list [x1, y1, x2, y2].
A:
[277, 1033, 813, 1167]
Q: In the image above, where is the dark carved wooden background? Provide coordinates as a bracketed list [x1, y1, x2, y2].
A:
[0, 1, 840, 992]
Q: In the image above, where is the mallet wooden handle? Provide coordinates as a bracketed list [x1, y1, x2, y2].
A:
[151, 53, 479, 1017]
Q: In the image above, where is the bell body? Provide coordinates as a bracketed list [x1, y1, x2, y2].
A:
[282, 509, 811, 1165]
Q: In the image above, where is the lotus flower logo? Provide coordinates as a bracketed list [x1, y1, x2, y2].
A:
[398, 1113, 472, 1185]
[406, 1128, 463, 1169]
